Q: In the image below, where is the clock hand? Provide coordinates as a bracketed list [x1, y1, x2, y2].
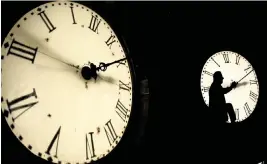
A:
[6, 36, 79, 70]
[96, 58, 127, 72]
[82, 58, 127, 81]
[38, 50, 80, 70]
[97, 74, 118, 86]
[237, 69, 253, 83]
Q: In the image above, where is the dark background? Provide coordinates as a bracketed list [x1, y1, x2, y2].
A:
[1, 1, 267, 164]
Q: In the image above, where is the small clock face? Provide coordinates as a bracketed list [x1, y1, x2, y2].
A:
[1, 2, 133, 164]
[200, 51, 259, 123]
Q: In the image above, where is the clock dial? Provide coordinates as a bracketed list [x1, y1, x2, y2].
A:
[200, 51, 259, 123]
[1, 2, 133, 164]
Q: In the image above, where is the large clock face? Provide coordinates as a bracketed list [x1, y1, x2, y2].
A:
[200, 51, 259, 123]
[1, 1, 133, 164]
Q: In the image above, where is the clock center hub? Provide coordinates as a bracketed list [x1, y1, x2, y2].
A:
[81, 65, 92, 80]
[80, 63, 98, 81]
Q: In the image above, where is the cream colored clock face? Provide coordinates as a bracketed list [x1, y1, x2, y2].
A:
[1, 2, 133, 164]
[200, 51, 259, 123]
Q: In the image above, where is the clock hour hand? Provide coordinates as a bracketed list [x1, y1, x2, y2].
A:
[96, 58, 127, 72]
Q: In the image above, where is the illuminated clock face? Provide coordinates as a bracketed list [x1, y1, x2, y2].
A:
[200, 51, 259, 123]
[1, 2, 133, 164]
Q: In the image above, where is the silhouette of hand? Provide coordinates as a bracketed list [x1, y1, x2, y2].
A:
[231, 81, 237, 88]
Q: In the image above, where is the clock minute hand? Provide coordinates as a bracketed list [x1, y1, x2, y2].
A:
[237, 69, 253, 83]
[6, 36, 79, 70]
[96, 58, 127, 72]
[38, 50, 80, 70]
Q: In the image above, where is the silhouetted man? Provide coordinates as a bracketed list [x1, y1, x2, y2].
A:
[209, 71, 237, 123]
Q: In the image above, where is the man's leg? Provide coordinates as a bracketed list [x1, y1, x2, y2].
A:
[226, 103, 236, 123]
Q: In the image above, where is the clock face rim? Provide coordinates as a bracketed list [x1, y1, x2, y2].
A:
[1, 1, 137, 164]
[200, 50, 260, 123]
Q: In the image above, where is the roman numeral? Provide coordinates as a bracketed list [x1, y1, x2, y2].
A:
[211, 57, 220, 67]
[6, 88, 38, 121]
[117, 60, 126, 68]
[38, 11, 56, 33]
[115, 99, 129, 122]
[235, 54, 241, 65]
[45, 126, 61, 157]
[85, 132, 96, 160]
[119, 80, 131, 92]
[250, 80, 258, 85]
[104, 119, 118, 146]
[88, 14, 101, 34]
[70, 6, 77, 24]
[244, 66, 252, 72]
[203, 87, 209, 92]
[235, 108, 239, 121]
[223, 53, 230, 63]
[249, 91, 258, 102]
[7, 39, 38, 63]
[203, 70, 213, 76]
[244, 102, 252, 117]
[105, 34, 116, 49]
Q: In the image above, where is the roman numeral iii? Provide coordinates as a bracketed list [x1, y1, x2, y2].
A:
[7, 39, 38, 63]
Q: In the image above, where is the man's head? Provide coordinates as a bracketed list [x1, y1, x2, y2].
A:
[213, 71, 224, 84]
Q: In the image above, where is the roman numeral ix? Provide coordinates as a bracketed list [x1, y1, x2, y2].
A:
[119, 80, 131, 92]
[105, 34, 116, 49]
